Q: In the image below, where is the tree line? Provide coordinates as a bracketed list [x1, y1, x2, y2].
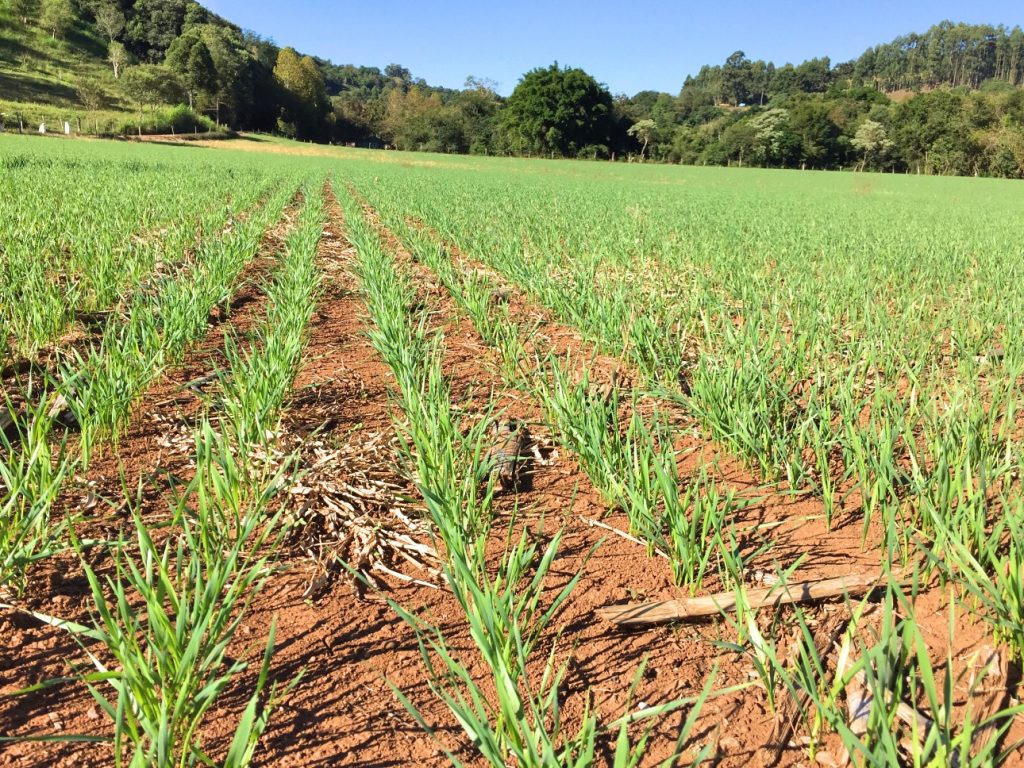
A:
[9, 2, 1024, 176]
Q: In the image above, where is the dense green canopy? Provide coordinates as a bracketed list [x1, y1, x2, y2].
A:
[500, 63, 614, 157]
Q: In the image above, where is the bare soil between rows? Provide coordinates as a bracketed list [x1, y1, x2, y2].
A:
[1, 183, 1022, 768]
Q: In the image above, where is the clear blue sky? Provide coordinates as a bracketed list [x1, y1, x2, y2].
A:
[205, 0, 1023, 96]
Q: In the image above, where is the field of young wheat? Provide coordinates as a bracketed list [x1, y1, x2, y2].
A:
[2, 133, 1024, 767]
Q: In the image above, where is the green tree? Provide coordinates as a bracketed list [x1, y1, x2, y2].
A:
[124, 0, 190, 60]
[455, 78, 500, 154]
[717, 114, 757, 166]
[382, 86, 448, 150]
[332, 92, 381, 143]
[788, 98, 843, 168]
[677, 85, 718, 123]
[890, 89, 972, 173]
[108, 40, 129, 79]
[627, 118, 656, 160]
[378, 85, 438, 148]
[184, 41, 216, 109]
[854, 22, 1024, 91]
[384, 63, 412, 85]
[166, 34, 217, 108]
[121, 64, 185, 113]
[770, 63, 800, 96]
[274, 47, 329, 139]
[721, 51, 751, 106]
[93, 1, 124, 42]
[851, 119, 894, 170]
[182, 1, 213, 30]
[39, 0, 74, 39]
[76, 78, 107, 112]
[200, 25, 248, 126]
[981, 131, 1024, 177]
[500, 63, 614, 157]
[793, 57, 832, 92]
[620, 90, 662, 122]
[164, 24, 252, 127]
[242, 29, 279, 70]
[749, 108, 797, 166]
[749, 60, 773, 105]
[11, 0, 41, 26]
[274, 48, 305, 99]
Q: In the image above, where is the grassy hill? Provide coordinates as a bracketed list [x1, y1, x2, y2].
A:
[0, 6, 216, 135]
[0, 5, 115, 103]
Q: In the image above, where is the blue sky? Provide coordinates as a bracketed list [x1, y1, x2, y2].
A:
[205, 1, 1023, 96]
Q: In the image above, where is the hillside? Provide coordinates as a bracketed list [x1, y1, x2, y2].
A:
[2, 3, 1023, 176]
[0, 3, 124, 127]
[1, 5, 107, 103]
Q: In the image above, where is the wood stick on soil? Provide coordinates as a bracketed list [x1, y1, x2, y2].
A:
[598, 572, 882, 627]
[371, 562, 440, 590]
[766, 612, 850, 766]
[966, 645, 1008, 759]
[0, 409, 17, 442]
[579, 516, 668, 559]
[838, 662, 950, 767]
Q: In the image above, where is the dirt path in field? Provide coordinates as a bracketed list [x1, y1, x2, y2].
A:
[0, 193, 303, 768]
[203, 181, 737, 766]
[232, 184, 809, 766]
[188, 183, 471, 766]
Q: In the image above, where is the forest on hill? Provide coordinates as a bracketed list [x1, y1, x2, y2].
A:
[4, 1, 1024, 176]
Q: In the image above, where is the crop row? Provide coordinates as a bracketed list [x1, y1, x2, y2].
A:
[337, 180, 731, 766]
[0, 152, 281, 360]
[1, 168, 302, 598]
[341, 167, 1024, 766]
[4, 177, 328, 766]
[346, 162, 1024, 627]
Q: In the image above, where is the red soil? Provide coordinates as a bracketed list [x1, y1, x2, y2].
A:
[1, 185, 1021, 768]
